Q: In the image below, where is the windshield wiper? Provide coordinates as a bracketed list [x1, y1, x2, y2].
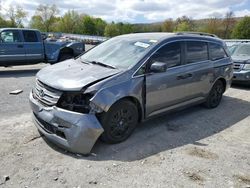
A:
[80, 60, 91, 65]
[89, 61, 116, 69]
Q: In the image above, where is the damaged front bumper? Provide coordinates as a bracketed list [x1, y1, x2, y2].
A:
[29, 92, 104, 154]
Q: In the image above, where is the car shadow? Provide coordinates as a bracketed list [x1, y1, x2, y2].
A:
[43, 95, 250, 162]
[0, 69, 41, 78]
[231, 83, 250, 90]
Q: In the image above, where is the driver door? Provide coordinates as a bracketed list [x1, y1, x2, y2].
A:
[145, 41, 192, 117]
[0, 30, 26, 65]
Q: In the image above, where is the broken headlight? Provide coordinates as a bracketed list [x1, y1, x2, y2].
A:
[57, 92, 93, 114]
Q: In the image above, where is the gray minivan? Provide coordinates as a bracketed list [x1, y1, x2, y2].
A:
[30, 32, 233, 154]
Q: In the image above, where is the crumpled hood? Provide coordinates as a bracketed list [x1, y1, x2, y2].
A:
[232, 55, 250, 64]
[37, 59, 120, 91]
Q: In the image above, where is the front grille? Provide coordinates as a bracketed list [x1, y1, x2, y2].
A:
[33, 80, 62, 107]
[233, 63, 244, 72]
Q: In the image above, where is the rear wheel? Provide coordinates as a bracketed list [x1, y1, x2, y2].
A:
[99, 100, 138, 144]
[204, 80, 224, 108]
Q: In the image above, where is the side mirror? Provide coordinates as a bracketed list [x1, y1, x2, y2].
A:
[150, 62, 167, 73]
[41, 33, 47, 40]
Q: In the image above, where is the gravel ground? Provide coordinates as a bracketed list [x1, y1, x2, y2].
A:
[0, 62, 249, 188]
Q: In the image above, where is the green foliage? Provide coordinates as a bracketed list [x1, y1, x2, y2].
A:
[104, 22, 120, 37]
[0, 16, 11, 27]
[161, 19, 174, 32]
[232, 16, 250, 39]
[175, 22, 192, 32]
[82, 16, 97, 35]
[93, 18, 107, 36]
[0, 4, 248, 39]
[57, 10, 82, 34]
[175, 16, 195, 31]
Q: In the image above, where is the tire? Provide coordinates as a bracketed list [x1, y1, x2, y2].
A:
[58, 54, 73, 62]
[99, 100, 138, 144]
[204, 80, 224, 108]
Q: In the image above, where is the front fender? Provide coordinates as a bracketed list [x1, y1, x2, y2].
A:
[90, 77, 144, 113]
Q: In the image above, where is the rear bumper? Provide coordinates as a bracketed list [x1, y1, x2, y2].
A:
[233, 71, 250, 82]
[29, 92, 104, 154]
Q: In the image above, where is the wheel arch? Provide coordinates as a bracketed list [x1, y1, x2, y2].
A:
[59, 47, 74, 57]
[214, 77, 227, 93]
[112, 96, 143, 123]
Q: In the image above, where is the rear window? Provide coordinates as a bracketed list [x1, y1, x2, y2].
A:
[23, 31, 38, 42]
[209, 43, 227, 61]
[186, 41, 208, 64]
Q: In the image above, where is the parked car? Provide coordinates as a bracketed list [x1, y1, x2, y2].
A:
[0, 28, 85, 66]
[231, 43, 250, 84]
[29, 32, 233, 154]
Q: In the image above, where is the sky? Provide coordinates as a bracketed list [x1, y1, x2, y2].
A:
[1, 0, 250, 23]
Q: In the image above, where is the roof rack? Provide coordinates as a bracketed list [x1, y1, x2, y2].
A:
[176, 32, 218, 38]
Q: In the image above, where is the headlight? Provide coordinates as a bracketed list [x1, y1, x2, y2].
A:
[57, 92, 93, 113]
[243, 64, 250, 70]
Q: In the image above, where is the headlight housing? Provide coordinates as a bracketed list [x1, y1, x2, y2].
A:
[57, 92, 93, 113]
[243, 63, 250, 70]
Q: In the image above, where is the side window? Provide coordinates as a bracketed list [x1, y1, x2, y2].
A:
[150, 42, 181, 68]
[209, 43, 227, 61]
[0, 30, 21, 43]
[23, 31, 38, 42]
[186, 41, 208, 64]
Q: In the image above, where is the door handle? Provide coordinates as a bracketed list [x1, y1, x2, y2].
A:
[177, 73, 192, 80]
[17, 45, 23, 48]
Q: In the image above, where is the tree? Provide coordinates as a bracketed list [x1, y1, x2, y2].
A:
[30, 4, 59, 32]
[117, 22, 133, 34]
[7, 5, 27, 27]
[0, 16, 11, 27]
[104, 22, 120, 37]
[175, 22, 192, 32]
[82, 16, 96, 35]
[94, 18, 107, 36]
[175, 16, 195, 31]
[222, 11, 236, 39]
[232, 16, 250, 39]
[202, 17, 222, 36]
[161, 19, 174, 32]
[57, 10, 81, 33]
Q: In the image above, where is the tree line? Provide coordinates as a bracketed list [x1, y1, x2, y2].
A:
[0, 4, 250, 39]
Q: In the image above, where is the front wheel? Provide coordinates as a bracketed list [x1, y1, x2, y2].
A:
[204, 80, 224, 108]
[99, 100, 138, 144]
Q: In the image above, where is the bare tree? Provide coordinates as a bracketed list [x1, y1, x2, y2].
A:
[7, 5, 27, 27]
[222, 11, 236, 39]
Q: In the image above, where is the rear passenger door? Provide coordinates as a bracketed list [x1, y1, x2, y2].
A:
[22, 30, 44, 63]
[0, 30, 26, 65]
[183, 41, 213, 99]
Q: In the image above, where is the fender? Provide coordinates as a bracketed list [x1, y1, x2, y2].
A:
[89, 76, 145, 116]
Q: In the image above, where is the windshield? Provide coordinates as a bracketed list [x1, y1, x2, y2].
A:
[80, 36, 157, 69]
[232, 44, 250, 56]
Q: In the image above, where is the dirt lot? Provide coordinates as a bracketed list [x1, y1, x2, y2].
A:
[0, 64, 249, 188]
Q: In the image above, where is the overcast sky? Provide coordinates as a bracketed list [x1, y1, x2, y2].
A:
[1, 0, 250, 23]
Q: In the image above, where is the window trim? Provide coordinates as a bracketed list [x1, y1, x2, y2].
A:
[208, 42, 228, 61]
[145, 41, 183, 73]
[184, 41, 209, 65]
[132, 39, 225, 78]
